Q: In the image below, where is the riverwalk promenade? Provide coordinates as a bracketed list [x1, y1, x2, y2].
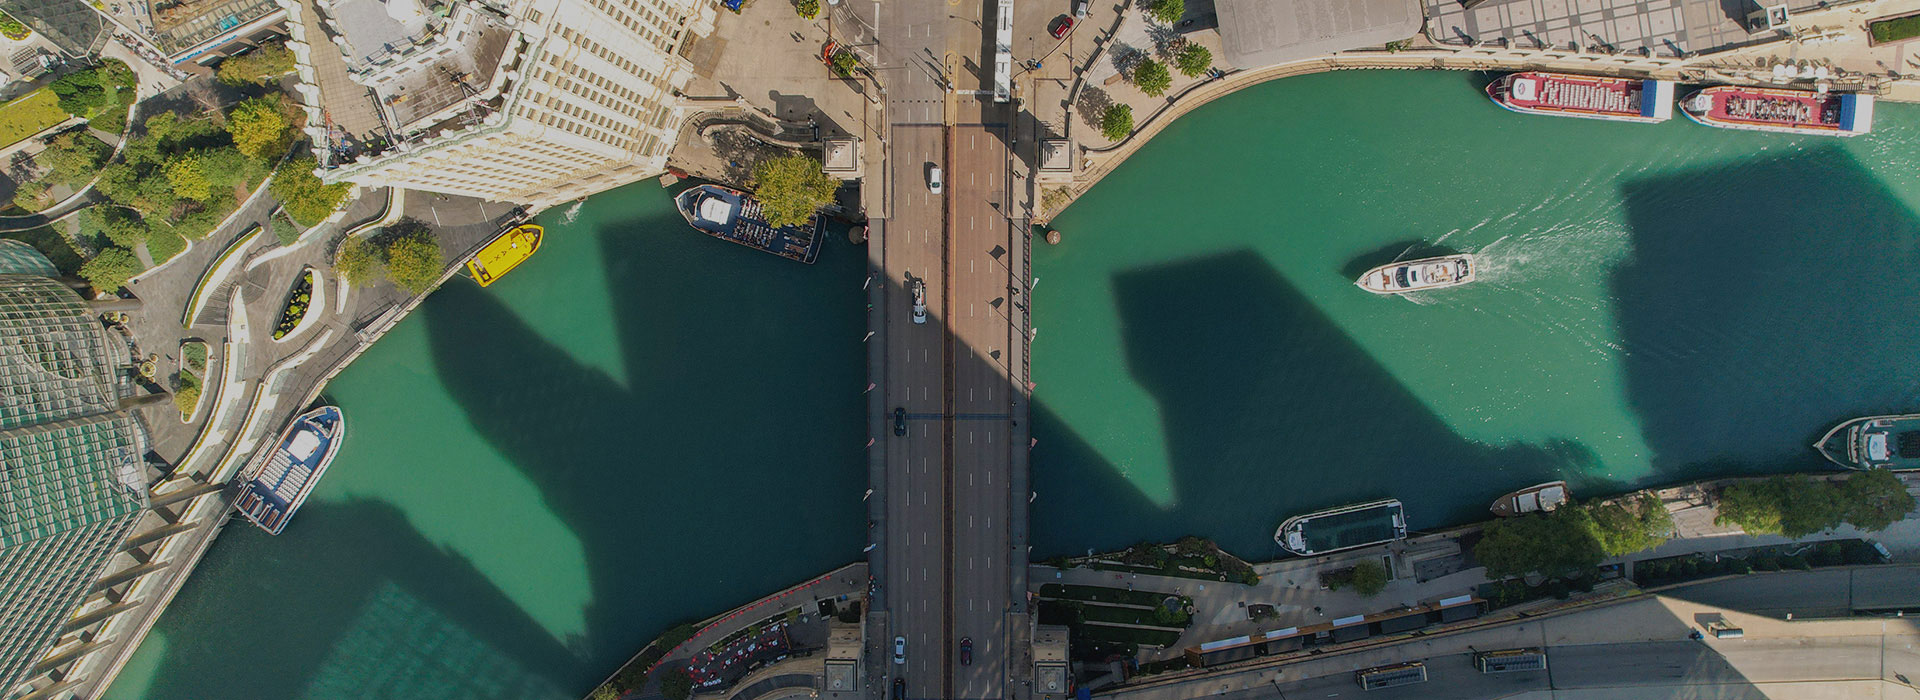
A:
[65, 187, 520, 700]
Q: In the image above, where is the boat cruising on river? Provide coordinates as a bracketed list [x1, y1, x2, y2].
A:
[1356, 254, 1475, 294]
[674, 184, 825, 264]
[1815, 414, 1920, 470]
[1488, 72, 1675, 123]
[466, 224, 543, 287]
[234, 406, 345, 535]
[1490, 481, 1570, 517]
[1275, 499, 1408, 556]
[1680, 86, 1873, 137]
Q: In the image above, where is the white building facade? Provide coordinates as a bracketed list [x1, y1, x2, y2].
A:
[286, 0, 714, 210]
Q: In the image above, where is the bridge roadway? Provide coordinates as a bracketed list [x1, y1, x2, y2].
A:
[862, 0, 1030, 698]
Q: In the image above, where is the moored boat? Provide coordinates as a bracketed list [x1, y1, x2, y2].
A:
[466, 223, 543, 287]
[1680, 86, 1872, 137]
[234, 406, 345, 535]
[674, 184, 825, 264]
[1488, 72, 1674, 123]
[1814, 414, 1920, 470]
[1490, 481, 1570, 517]
[1275, 499, 1408, 556]
[1356, 254, 1475, 294]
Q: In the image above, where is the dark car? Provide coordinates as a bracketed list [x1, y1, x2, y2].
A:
[893, 678, 907, 700]
[893, 407, 907, 436]
[959, 637, 973, 665]
[1050, 15, 1075, 39]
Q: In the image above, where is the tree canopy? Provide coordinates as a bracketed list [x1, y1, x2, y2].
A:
[1174, 42, 1212, 78]
[1474, 496, 1673, 579]
[271, 156, 353, 225]
[752, 152, 836, 228]
[216, 43, 296, 86]
[49, 61, 134, 117]
[79, 247, 140, 292]
[1100, 104, 1133, 141]
[164, 154, 213, 201]
[1148, 0, 1185, 25]
[1132, 59, 1172, 98]
[227, 97, 290, 160]
[334, 236, 381, 287]
[380, 220, 444, 294]
[1717, 469, 1915, 537]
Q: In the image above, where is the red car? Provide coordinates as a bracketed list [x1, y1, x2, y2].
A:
[1050, 15, 1075, 39]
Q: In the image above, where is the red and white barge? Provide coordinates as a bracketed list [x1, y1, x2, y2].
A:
[1487, 72, 1675, 123]
[1680, 85, 1873, 137]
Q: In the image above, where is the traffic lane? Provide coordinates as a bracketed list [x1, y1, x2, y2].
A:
[1551, 638, 1882, 687]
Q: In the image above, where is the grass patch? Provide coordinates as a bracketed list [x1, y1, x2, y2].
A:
[1076, 624, 1182, 647]
[0, 89, 71, 149]
[1871, 14, 1920, 43]
[1, 226, 82, 273]
[174, 368, 202, 418]
[148, 228, 187, 264]
[182, 341, 208, 373]
[1079, 604, 1188, 628]
[1038, 584, 1174, 608]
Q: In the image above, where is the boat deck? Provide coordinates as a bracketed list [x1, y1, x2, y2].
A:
[1282, 500, 1408, 555]
[1687, 87, 1862, 134]
[677, 185, 824, 264]
[234, 407, 343, 535]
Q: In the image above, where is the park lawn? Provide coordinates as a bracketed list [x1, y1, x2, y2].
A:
[1871, 14, 1920, 43]
[0, 89, 71, 149]
[1038, 584, 1175, 608]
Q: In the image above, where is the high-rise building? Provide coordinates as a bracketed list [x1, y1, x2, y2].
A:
[0, 241, 149, 700]
[282, 0, 714, 210]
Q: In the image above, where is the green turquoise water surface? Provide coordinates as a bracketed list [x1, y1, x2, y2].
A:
[106, 70, 1920, 699]
[104, 185, 868, 700]
[1032, 70, 1920, 559]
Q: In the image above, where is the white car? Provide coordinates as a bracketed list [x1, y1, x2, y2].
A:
[927, 165, 943, 194]
[911, 278, 928, 324]
[893, 636, 907, 664]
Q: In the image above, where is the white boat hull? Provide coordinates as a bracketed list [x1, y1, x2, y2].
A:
[1356, 254, 1476, 295]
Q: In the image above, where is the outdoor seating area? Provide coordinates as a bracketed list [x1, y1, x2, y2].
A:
[687, 621, 794, 690]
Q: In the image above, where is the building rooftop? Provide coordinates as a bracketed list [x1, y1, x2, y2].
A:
[1215, 0, 1421, 68]
[148, 0, 284, 55]
[325, 0, 438, 69]
[1033, 624, 1069, 696]
[380, 15, 513, 132]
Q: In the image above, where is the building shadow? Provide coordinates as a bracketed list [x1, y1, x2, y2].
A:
[109, 500, 578, 700]
[411, 199, 870, 691]
[1610, 146, 1920, 480]
[1034, 250, 1598, 558]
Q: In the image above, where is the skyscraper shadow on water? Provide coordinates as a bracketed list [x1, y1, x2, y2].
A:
[113, 198, 868, 700]
[111, 500, 580, 700]
[1032, 249, 1609, 558]
[1610, 145, 1920, 477]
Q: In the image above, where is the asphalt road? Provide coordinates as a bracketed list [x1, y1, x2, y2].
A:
[871, 0, 1025, 697]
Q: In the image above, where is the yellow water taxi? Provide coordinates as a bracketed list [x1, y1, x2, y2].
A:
[466, 224, 542, 287]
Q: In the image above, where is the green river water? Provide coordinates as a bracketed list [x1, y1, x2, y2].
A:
[108, 70, 1920, 699]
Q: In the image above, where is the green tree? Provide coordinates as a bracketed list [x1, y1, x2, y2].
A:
[657, 668, 694, 700]
[1474, 507, 1605, 579]
[216, 43, 296, 85]
[11, 181, 49, 212]
[1843, 468, 1916, 532]
[165, 154, 214, 201]
[78, 207, 150, 248]
[49, 69, 106, 115]
[227, 97, 289, 160]
[752, 152, 836, 228]
[1132, 59, 1172, 97]
[1349, 559, 1390, 596]
[1718, 476, 1845, 537]
[797, 0, 820, 18]
[271, 156, 352, 224]
[1100, 103, 1133, 141]
[1148, 0, 1184, 24]
[1173, 42, 1212, 78]
[382, 223, 444, 294]
[38, 132, 110, 188]
[272, 214, 300, 246]
[1585, 494, 1672, 557]
[79, 247, 141, 291]
[173, 381, 201, 415]
[334, 236, 382, 286]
